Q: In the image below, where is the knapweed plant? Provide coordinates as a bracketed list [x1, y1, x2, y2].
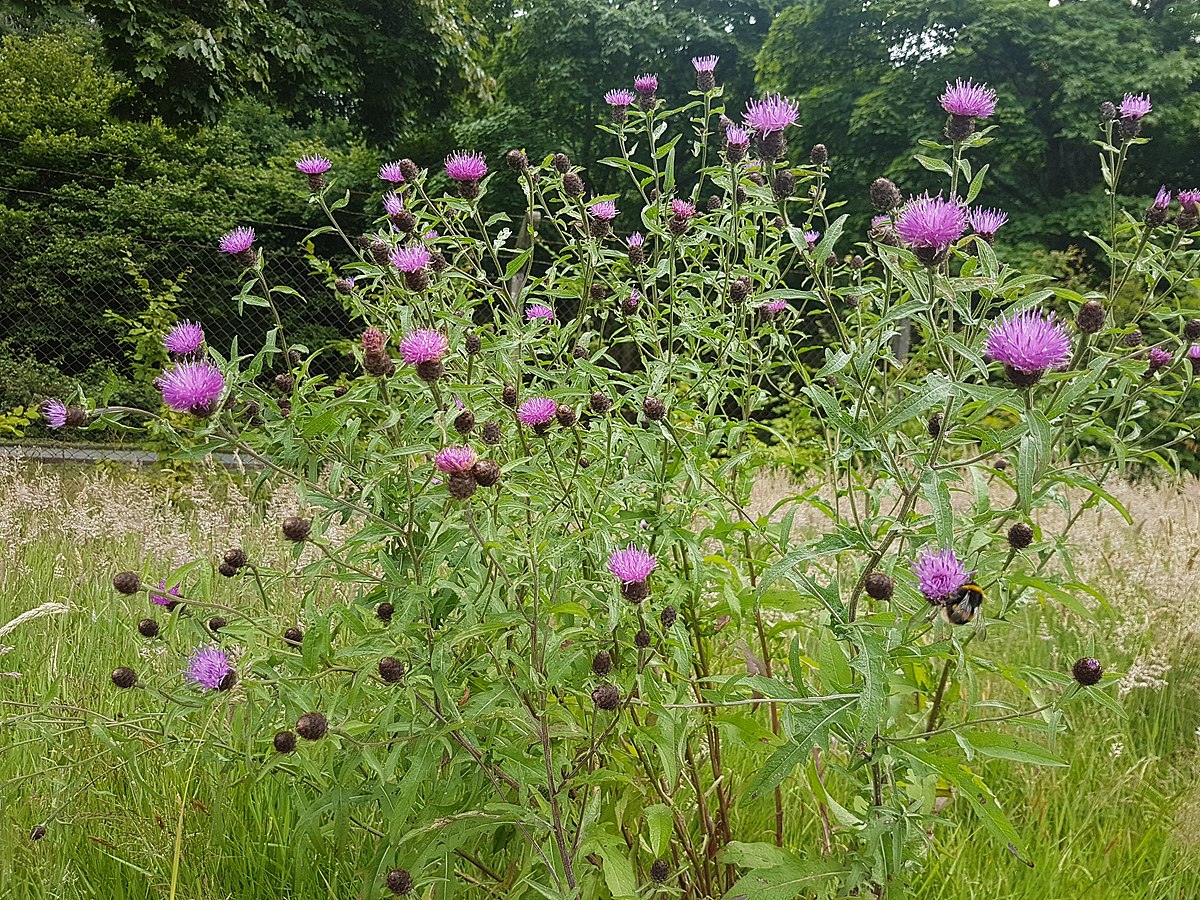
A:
[35, 65, 1200, 898]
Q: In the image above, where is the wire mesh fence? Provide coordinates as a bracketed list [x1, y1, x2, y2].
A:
[0, 223, 354, 459]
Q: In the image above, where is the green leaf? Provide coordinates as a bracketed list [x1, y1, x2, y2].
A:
[645, 804, 673, 857]
[744, 698, 856, 801]
[964, 163, 990, 204]
[723, 860, 838, 900]
[582, 826, 637, 899]
[915, 154, 953, 175]
[921, 468, 953, 547]
[954, 730, 1067, 766]
[811, 214, 848, 270]
[755, 531, 858, 601]
[872, 375, 953, 435]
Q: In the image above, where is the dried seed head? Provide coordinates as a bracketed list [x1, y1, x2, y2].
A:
[282, 517, 311, 542]
[642, 397, 666, 422]
[223, 548, 248, 570]
[1076, 300, 1106, 334]
[1007, 522, 1034, 549]
[927, 413, 942, 438]
[502, 385, 518, 408]
[592, 683, 620, 711]
[472, 459, 501, 487]
[386, 868, 414, 895]
[465, 332, 483, 355]
[869, 177, 902, 213]
[113, 571, 141, 595]
[379, 657, 405, 683]
[1072, 657, 1103, 686]
[137, 618, 159, 638]
[448, 472, 477, 500]
[555, 404, 577, 427]
[589, 392, 612, 414]
[273, 730, 298, 753]
[660, 605, 678, 628]
[111, 667, 137, 689]
[481, 421, 502, 445]
[634, 629, 651, 649]
[454, 409, 476, 434]
[295, 712, 328, 740]
[650, 859, 670, 884]
[592, 650, 613, 677]
[863, 572, 894, 601]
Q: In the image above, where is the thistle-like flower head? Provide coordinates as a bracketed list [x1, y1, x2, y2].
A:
[526, 304, 555, 321]
[398, 329, 448, 365]
[589, 199, 618, 221]
[895, 194, 968, 252]
[1120, 92, 1152, 120]
[605, 89, 636, 107]
[743, 94, 799, 134]
[608, 546, 657, 583]
[911, 547, 970, 603]
[939, 79, 997, 118]
[517, 397, 557, 428]
[165, 321, 204, 356]
[634, 74, 658, 95]
[383, 191, 405, 217]
[41, 399, 67, 428]
[157, 361, 225, 415]
[185, 644, 234, 691]
[390, 244, 431, 273]
[692, 55, 719, 73]
[434, 445, 478, 474]
[670, 198, 696, 219]
[445, 150, 488, 182]
[985, 308, 1072, 375]
[295, 155, 332, 175]
[725, 124, 750, 148]
[218, 227, 255, 255]
[379, 161, 406, 184]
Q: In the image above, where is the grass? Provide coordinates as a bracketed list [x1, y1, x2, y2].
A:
[2, 458, 1200, 898]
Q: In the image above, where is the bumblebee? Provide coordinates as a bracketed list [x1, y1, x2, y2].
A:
[944, 582, 984, 625]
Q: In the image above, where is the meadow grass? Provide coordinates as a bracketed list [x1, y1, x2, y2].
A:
[2, 458, 1199, 898]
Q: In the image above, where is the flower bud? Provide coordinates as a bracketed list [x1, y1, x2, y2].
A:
[869, 178, 902, 213]
[398, 159, 419, 182]
[481, 421, 502, 445]
[555, 404, 577, 427]
[642, 397, 666, 421]
[454, 409, 476, 434]
[208, 616, 227, 633]
[1185, 319, 1200, 342]
[589, 392, 612, 414]
[1076, 300, 1106, 334]
[1100, 101, 1117, 120]
[1007, 522, 1034, 549]
[224, 548, 248, 570]
[927, 413, 942, 438]
[634, 629, 651, 648]
[660, 606, 678, 628]
[592, 650, 613, 676]
[650, 859, 670, 884]
[1072, 657, 1103, 686]
[376, 602, 395, 623]
[563, 172, 585, 197]
[552, 153, 571, 174]
[379, 657, 405, 683]
[387, 868, 414, 895]
[111, 667, 137, 689]
[284, 626, 304, 646]
[502, 385, 518, 408]
[506, 149, 529, 173]
[810, 143, 828, 166]
[113, 571, 140, 595]
[295, 712, 328, 740]
[282, 517, 311, 542]
[863, 572, 894, 601]
[273, 730, 297, 753]
[137, 618, 159, 638]
[592, 683, 620, 710]
[465, 332, 482, 355]
[448, 472, 477, 500]
[472, 459, 501, 487]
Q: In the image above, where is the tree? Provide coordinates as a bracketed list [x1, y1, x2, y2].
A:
[757, 0, 1200, 258]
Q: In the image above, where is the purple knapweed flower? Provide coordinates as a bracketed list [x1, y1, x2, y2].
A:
[609, 546, 657, 583]
[434, 445, 478, 474]
[1178, 190, 1200, 214]
[634, 74, 658, 95]
[445, 150, 488, 182]
[605, 89, 636, 107]
[1146, 347, 1172, 373]
[391, 244, 431, 273]
[296, 155, 332, 175]
[516, 397, 557, 429]
[589, 199, 618, 221]
[985, 308, 1072, 386]
[526, 304, 555, 322]
[762, 299, 790, 319]
[379, 161, 406, 184]
[671, 199, 696, 219]
[744, 94, 799, 134]
[803, 229, 820, 248]
[157, 361, 225, 415]
[627, 232, 645, 248]
[692, 55, 719, 73]
[185, 644, 234, 692]
[165, 321, 204, 357]
[218, 227, 255, 256]
[725, 124, 750, 148]
[362, 328, 387, 354]
[383, 191, 405, 217]
[1188, 344, 1200, 368]
[1152, 186, 1171, 210]
[1120, 93, 1152, 120]
[912, 547, 970, 604]
[895, 194, 968, 264]
[150, 580, 182, 608]
[398, 329, 448, 365]
[968, 207, 1008, 240]
[41, 399, 67, 428]
[939, 79, 997, 119]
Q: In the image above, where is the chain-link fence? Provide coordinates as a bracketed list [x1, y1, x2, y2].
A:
[0, 223, 353, 459]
